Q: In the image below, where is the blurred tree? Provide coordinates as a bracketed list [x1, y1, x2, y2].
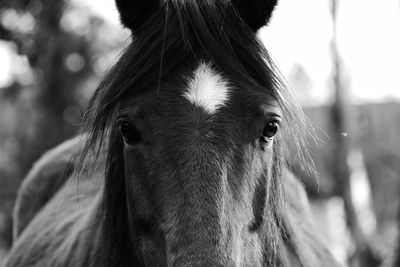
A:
[329, 1, 380, 266]
[0, 0, 94, 173]
[0, 0, 96, 254]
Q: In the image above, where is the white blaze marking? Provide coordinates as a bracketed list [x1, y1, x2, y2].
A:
[183, 63, 229, 114]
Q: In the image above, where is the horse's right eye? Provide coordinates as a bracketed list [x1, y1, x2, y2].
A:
[118, 121, 142, 145]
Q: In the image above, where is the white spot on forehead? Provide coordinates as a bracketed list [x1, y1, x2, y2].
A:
[183, 63, 230, 114]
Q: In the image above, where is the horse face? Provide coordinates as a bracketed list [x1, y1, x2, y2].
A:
[118, 62, 282, 266]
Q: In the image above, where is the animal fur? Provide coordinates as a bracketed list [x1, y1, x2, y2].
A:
[116, 0, 278, 32]
[231, 0, 278, 31]
[4, 136, 339, 267]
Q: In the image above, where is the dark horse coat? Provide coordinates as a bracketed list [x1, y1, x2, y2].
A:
[3, 136, 340, 266]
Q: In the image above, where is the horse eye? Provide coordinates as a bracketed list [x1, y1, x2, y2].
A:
[261, 121, 279, 140]
[118, 121, 142, 145]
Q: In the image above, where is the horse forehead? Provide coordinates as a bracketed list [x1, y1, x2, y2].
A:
[182, 62, 230, 114]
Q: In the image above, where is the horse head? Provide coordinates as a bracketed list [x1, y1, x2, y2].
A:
[81, 0, 312, 266]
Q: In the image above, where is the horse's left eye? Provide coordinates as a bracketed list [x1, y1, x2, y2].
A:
[262, 121, 279, 140]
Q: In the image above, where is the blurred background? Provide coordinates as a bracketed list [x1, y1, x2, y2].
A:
[0, 0, 399, 266]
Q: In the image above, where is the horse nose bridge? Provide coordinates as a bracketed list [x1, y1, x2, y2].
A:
[165, 222, 234, 267]
[177, 149, 228, 213]
[177, 161, 225, 222]
[168, 250, 234, 267]
[162, 159, 233, 265]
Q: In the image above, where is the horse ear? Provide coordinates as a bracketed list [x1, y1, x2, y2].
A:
[232, 0, 278, 32]
[115, 0, 161, 31]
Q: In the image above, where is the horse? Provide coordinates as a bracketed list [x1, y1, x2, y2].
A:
[3, 0, 341, 266]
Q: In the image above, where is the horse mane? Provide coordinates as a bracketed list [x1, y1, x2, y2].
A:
[75, 0, 316, 265]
